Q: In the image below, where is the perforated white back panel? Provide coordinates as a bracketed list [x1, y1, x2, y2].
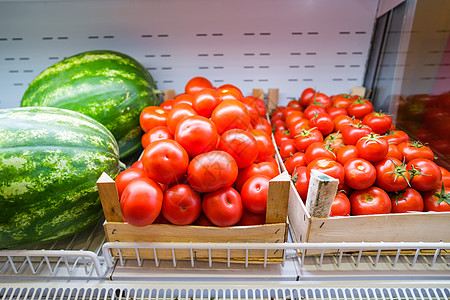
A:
[0, 0, 378, 108]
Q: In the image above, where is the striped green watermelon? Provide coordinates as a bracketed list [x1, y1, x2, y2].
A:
[21, 50, 161, 158]
[0, 107, 120, 249]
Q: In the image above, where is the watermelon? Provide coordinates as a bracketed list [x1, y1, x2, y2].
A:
[0, 107, 120, 249]
[21, 50, 161, 158]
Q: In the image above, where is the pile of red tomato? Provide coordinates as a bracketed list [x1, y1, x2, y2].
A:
[115, 76, 280, 227]
[271, 88, 450, 216]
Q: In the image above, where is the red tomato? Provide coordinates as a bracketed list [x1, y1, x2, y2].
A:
[303, 105, 327, 120]
[398, 141, 435, 162]
[160, 99, 174, 111]
[341, 122, 373, 145]
[336, 145, 358, 166]
[284, 152, 307, 175]
[120, 178, 163, 226]
[194, 211, 214, 226]
[234, 162, 280, 192]
[309, 113, 334, 136]
[218, 129, 259, 168]
[172, 93, 194, 107]
[356, 133, 389, 163]
[407, 158, 442, 191]
[347, 99, 374, 119]
[274, 129, 291, 146]
[240, 175, 270, 214]
[304, 141, 336, 165]
[390, 187, 424, 213]
[279, 139, 297, 160]
[139, 106, 167, 133]
[387, 144, 403, 160]
[272, 119, 286, 133]
[216, 86, 243, 102]
[440, 166, 450, 187]
[311, 92, 332, 109]
[299, 88, 316, 107]
[423, 184, 450, 211]
[332, 94, 353, 108]
[350, 186, 391, 215]
[250, 129, 275, 163]
[326, 106, 348, 119]
[330, 192, 351, 217]
[174, 116, 219, 158]
[237, 209, 265, 226]
[374, 157, 410, 192]
[115, 168, 148, 197]
[284, 111, 304, 129]
[202, 187, 244, 226]
[211, 100, 251, 134]
[334, 115, 357, 133]
[344, 158, 376, 190]
[252, 117, 272, 136]
[293, 128, 324, 152]
[307, 158, 345, 186]
[217, 84, 244, 98]
[292, 166, 310, 201]
[141, 126, 173, 148]
[166, 103, 197, 134]
[130, 160, 146, 173]
[324, 132, 345, 154]
[192, 88, 221, 118]
[187, 150, 238, 193]
[185, 76, 214, 95]
[287, 99, 302, 108]
[362, 111, 392, 134]
[252, 96, 267, 117]
[241, 96, 262, 124]
[162, 184, 202, 225]
[282, 107, 302, 121]
[142, 139, 189, 185]
[383, 130, 409, 145]
[289, 118, 311, 138]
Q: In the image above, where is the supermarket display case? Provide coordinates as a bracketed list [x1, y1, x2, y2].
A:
[1, 0, 449, 298]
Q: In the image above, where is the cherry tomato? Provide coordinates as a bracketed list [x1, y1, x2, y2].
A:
[304, 141, 336, 165]
[184, 76, 214, 95]
[390, 187, 424, 213]
[234, 162, 280, 192]
[172, 93, 194, 107]
[307, 158, 345, 186]
[279, 139, 297, 160]
[237, 209, 266, 226]
[303, 105, 327, 120]
[299, 88, 316, 107]
[202, 187, 243, 226]
[330, 192, 351, 217]
[309, 113, 334, 136]
[141, 126, 173, 148]
[292, 166, 310, 201]
[374, 157, 410, 192]
[187, 150, 238, 193]
[120, 178, 163, 226]
[350, 186, 391, 215]
[362, 111, 392, 134]
[166, 103, 197, 134]
[383, 130, 410, 145]
[115, 167, 148, 197]
[407, 158, 442, 191]
[174, 115, 219, 158]
[336, 145, 358, 166]
[344, 158, 376, 190]
[139, 106, 167, 133]
[240, 175, 270, 214]
[162, 184, 202, 225]
[347, 98, 374, 119]
[142, 139, 189, 185]
[293, 128, 324, 152]
[398, 141, 434, 162]
[250, 129, 275, 163]
[284, 152, 307, 175]
[218, 129, 259, 168]
[341, 122, 373, 145]
[422, 184, 450, 212]
[192, 88, 221, 118]
[211, 100, 251, 134]
[356, 133, 389, 163]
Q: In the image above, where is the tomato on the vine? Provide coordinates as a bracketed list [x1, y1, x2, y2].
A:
[350, 186, 391, 215]
[390, 187, 424, 213]
[162, 184, 202, 225]
[202, 187, 244, 226]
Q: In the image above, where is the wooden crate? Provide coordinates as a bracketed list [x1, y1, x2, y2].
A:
[97, 170, 291, 263]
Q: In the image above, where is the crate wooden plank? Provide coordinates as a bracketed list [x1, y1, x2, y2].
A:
[96, 172, 123, 222]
